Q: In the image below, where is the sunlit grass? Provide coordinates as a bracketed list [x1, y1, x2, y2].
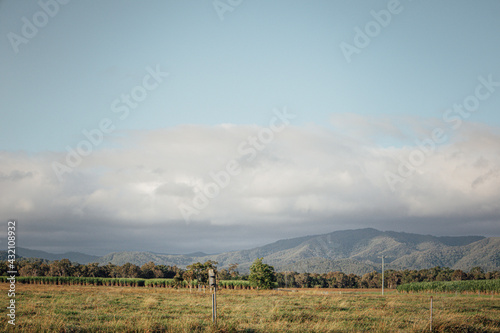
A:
[1, 284, 499, 332]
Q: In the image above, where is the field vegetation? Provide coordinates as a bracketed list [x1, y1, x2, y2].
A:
[3, 259, 499, 290]
[2, 258, 500, 331]
[398, 279, 500, 294]
[0, 276, 255, 289]
[1, 283, 499, 332]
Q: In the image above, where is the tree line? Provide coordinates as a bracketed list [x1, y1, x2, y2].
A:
[2, 258, 499, 289]
[276, 266, 500, 289]
[1, 259, 183, 280]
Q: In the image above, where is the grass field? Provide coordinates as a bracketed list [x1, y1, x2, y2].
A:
[1, 283, 499, 332]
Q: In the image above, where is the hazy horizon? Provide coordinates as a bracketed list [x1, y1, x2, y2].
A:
[10, 227, 493, 257]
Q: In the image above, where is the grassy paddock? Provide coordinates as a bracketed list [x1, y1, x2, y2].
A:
[1, 283, 499, 332]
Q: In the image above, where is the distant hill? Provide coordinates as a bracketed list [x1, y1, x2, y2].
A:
[94, 228, 495, 274]
[4, 229, 498, 275]
[205, 228, 491, 274]
[0, 247, 99, 264]
[97, 251, 197, 267]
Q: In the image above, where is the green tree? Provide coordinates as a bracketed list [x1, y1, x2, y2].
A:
[485, 271, 500, 280]
[103, 263, 120, 278]
[228, 263, 239, 279]
[155, 265, 179, 278]
[49, 259, 73, 277]
[19, 260, 46, 277]
[295, 273, 311, 288]
[361, 271, 380, 288]
[186, 262, 206, 284]
[120, 263, 141, 278]
[249, 258, 276, 289]
[140, 261, 156, 279]
[84, 262, 107, 277]
[469, 266, 485, 280]
[173, 272, 184, 287]
[452, 269, 467, 281]
[186, 261, 218, 286]
[217, 268, 231, 280]
[0, 261, 8, 276]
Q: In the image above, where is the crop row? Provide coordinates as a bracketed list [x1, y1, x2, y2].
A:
[1, 276, 150, 287]
[397, 279, 500, 293]
[0, 276, 253, 289]
[218, 280, 251, 289]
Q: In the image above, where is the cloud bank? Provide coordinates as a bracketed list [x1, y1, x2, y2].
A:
[1, 116, 499, 254]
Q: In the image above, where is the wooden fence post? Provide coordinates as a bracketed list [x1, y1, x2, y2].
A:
[430, 296, 433, 332]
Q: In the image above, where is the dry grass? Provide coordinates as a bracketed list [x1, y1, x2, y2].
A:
[1, 283, 499, 332]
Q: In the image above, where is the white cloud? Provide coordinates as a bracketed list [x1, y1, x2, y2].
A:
[1, 118, 499, 253]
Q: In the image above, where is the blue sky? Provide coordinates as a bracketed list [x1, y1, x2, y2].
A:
[2, 0, 499, 151]
[1, 0, 500, 255]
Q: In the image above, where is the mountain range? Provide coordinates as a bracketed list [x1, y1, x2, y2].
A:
[0, 247, 100, 264]
[4, 228, 499, 275]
